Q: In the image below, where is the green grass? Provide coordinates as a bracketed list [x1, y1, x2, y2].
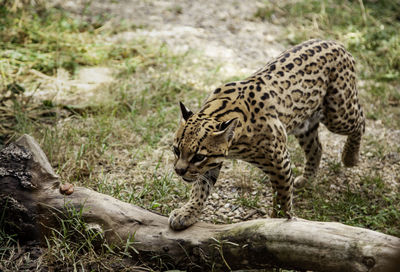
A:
[296, 172, 400, 236]
[235, 194, 261, 209]
[43, 203, 151, 271]
[95, 165, 190, 214]
[0, 3, 140, 77]
[255, 0, 400, 128]
[44, 204, 107, 269]
[0, 200, 17, 269]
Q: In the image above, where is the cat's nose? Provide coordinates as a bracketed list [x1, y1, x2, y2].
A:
[175, 167, 187, 176]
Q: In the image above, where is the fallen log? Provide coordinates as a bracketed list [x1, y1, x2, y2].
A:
[1, 134, 399, 272]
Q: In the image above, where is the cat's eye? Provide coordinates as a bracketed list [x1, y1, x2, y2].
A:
[190, 154, 206, 163]
[173, 146, 180, 157]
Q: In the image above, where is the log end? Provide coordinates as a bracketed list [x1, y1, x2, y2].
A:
[15, 134, 60, 189]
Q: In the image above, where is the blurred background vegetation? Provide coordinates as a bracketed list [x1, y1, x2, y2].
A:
[0, 0, 399, 271]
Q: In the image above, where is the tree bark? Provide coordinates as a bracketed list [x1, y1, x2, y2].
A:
[1, 134, 400, 272]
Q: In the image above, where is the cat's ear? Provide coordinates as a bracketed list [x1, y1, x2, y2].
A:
[214, 118, 238, 143]
[179, 102, 193, 122]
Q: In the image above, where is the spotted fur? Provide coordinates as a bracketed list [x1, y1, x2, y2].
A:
[169, 39, 365, 230]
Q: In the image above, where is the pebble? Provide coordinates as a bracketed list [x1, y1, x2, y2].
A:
[221, 214, 228, 220]
[329, 184, 339, 192]
[259, 207, 267, 214]
[211, 193, 219, 199]
[385, 152, 400, 163]
[218, 207, 229, 214]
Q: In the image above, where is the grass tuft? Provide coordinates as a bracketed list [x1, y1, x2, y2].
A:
[296, 172, 400, 237]
[43, 203, 151, 271]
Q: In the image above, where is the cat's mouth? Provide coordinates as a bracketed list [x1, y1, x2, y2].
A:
[182, 176, 196, 183]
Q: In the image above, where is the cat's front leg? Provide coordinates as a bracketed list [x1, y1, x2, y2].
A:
[169, 166, 221, 230]
[169, 180, 209, 230]
[256, 120, 294, 219]
[256, 149, 294, 219]
[269, 144, 294, 219]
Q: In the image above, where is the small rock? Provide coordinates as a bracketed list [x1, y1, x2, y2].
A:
[384, 152, 400, 163]
[329, 184, 339, 191]
[224, 203, 230, 209]
[218, 207, 229, 214]
[211, 193, 219, 199]
[258, 207, 267, 214]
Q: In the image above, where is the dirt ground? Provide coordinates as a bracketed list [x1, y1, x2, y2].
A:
[58, 0, 284, 73]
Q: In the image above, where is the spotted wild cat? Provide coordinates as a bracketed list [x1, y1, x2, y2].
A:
[169, 39, 365, 230]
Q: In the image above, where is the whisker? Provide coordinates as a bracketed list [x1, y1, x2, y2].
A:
[198, 174, 213, 189]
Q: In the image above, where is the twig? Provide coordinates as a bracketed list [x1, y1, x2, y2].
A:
[243, 210, 258, 220]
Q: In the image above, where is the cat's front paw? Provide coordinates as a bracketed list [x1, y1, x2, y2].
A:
[168, 208, 198, 230]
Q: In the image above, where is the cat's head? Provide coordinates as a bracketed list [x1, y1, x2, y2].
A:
[172, 102, 238, 182]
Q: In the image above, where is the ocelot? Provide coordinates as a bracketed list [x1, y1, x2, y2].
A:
[169, 39, 365, 230]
